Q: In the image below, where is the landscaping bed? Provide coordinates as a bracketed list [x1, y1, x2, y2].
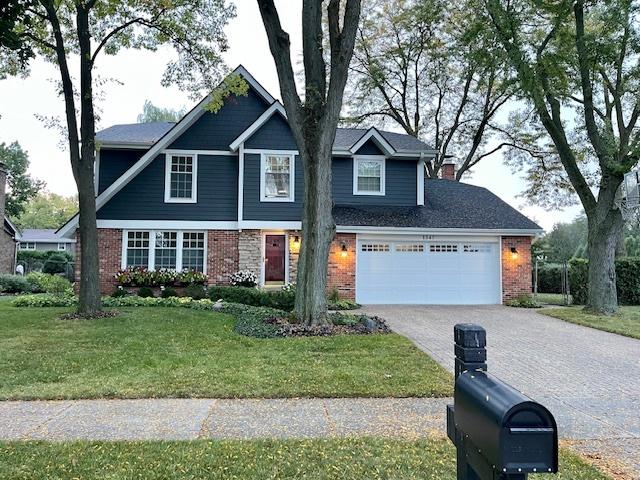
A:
[0, 439, 610, 479]
[539, 306, 640, 340]
[0, 301, 452, 399]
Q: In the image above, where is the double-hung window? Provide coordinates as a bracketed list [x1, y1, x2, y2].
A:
[57, 243, 67, 251]
[261, 153, 294, 202]
[353, 157, 385, 195]
[165, 154, 197, 203]
[123, 231, 206, 273]
[19, 242, 36, 250]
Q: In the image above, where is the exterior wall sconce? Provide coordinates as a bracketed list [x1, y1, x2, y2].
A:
[293, 235, 300, 246]
[510, 247, 519, 259]
[340, 242, 348, 258]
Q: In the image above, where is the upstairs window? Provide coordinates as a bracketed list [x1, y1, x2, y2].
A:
[165, 154, 197, 203]
[354, 157, 385, 195]
[261, 153, 294, 202]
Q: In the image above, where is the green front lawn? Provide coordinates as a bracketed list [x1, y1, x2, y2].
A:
[535, 293, 572, 306]
[0, 302, 452, 400]
[0, 439, 609, 479]
[539, 306, 640, 339]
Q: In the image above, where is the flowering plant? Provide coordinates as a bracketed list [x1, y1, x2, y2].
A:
[114, 267, 208, 287]
[229, 270, 258, 287]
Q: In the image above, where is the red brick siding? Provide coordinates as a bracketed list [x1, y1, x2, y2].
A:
[207, 230, 239, 285]
[327, 233, 356, 299]
[76, 228, 122, 295]
[501, 236, 532, 302]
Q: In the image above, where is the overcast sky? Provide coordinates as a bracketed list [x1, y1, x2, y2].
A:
[0, 1, 581, 231]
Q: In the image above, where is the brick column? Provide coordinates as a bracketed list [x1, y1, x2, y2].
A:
[501, 236, 532, 302]
[76, 228, 122, 295]
[207, 230, 239, 285]
[327, 233, 356, 299]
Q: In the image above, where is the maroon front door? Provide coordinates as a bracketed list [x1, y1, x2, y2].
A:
[265, 235, 286, 282]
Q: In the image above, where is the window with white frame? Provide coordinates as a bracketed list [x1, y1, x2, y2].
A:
[261, 153, 294, 201]
[126, 231, 150, 267]
[182, 232, 206, 272]
[123, 231, 206, 272]
[354, 157, 385, 195]
[165, 154, 197, 202]
[57, 243, 67, 251]
[19, 242, 36, 250]
[154, 231, 177, 269]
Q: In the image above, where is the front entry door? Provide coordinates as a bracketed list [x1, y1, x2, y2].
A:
[265, 234, 286, 283]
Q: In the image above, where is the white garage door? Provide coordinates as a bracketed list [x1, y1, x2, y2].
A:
[356, 239, 500, 305]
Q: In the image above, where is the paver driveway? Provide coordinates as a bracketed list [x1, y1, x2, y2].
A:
[361, 305, 640, 474]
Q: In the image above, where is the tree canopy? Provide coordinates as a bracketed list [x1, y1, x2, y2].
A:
[137, 100, 186, 123]
[16, 191, 78, 229]
[0, 141, 44, 218]
[344, 0, 517, 179]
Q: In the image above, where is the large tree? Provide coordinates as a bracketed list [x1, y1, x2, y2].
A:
[0, 141, 45, 218]
[257, 0, 361, 325]
[1, 0, 238, 314]
[137, 100, 186, 123]
[344, 0, 516, 179]
[17, 191, 78, 229]
[485, 0, 640, 314]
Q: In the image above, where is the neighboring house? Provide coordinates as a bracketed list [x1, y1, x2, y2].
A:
[18, 229, 76, 257]
[59, 66, 542, 304]
[0, 163, 20, 274]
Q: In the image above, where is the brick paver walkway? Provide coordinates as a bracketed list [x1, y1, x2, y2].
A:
[361, 304, 640, 476]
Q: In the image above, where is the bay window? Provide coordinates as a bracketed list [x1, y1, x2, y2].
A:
[123, 230, 206, 272]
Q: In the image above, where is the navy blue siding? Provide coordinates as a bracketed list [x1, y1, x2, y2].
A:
[354, 139, 384, 155]
[169, 89, 269, 151]
[246, 114, 297, 150]
[332, 157, 417, 205]
[98, 154, 238, 220]
[98, 148, 146, 194]
[243, 153, 303, 221]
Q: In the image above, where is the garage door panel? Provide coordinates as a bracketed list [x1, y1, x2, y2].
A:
[356, 239, 500, 305]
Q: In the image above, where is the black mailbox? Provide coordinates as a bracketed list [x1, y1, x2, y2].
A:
[447, 324, 558, 479]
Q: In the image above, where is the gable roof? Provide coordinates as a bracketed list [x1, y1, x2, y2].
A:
[4, 216, 20, 239]
[97, 122, 176, 147]
[20, 229, 75, 243]
[348, 127, 395, 155]
[333, 179, 542, 232]
[59, 65, 273, 237]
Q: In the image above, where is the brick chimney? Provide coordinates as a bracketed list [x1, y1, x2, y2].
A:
[441, 162, 456, 180]
[0, 162, 6, 222]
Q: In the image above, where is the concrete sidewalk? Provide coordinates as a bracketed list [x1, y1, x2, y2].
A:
[0, 397, 449, 441]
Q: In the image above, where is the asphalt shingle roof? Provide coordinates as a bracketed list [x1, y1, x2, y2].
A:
[333, 179, 542, 231]
[96, 122, 433, 152]
[20, 229, 75, 243]
[96, 122, 176, 145]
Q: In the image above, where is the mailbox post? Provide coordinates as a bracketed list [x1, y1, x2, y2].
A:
[447, 324, 558, 480]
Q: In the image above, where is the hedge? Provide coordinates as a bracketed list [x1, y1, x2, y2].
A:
[569, 257, 640, 305]
[536, 264, 564, 294]
[209, 286, 296, 311]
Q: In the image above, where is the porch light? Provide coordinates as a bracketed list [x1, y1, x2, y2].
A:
[293, 235, 300, 245]
[341, 242, 348, 258]
[510, 247, 518, 259]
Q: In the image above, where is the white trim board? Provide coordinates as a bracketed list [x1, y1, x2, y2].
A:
[58, 66, 274, 238]
[164, 152, 198, 204]
[349, 127, 396, 156]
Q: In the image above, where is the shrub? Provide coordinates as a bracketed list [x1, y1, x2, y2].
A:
[12, 294, 76, 308]
[229, 270, 258, 287]
[111, 287, 129, 298]
[328, 299, 360, 310]
[327, 287, 341, 303]
[569, 257, 640, 305]
[160, 286, 178, 298]
[42, 253, 69, 275]
[40, 275, 73, 296]
[506, 294, 540, 308]
[281, 282, 296, 292]
[26, 272, 48, 293]
[209, 286, 295, 311]
[183, 284, 207, 300]
[138, 287, 155, 298]
[102, 296, 214, 310]
[0, 274, 33, 294]
[536, 264, 564, 294]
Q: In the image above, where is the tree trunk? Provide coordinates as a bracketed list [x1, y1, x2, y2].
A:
[76, 5, 102, 314]
[585, 210, 623, 314]
[294, 143, 335, 326]
[615, 227, 627, 257]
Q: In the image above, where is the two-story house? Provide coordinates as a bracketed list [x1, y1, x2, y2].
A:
[58, 66, 541, 304]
